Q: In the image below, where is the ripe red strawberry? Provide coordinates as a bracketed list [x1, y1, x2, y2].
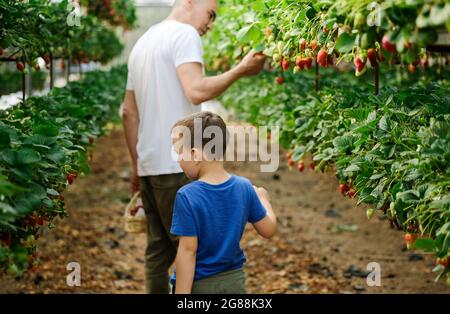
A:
[310, 40, 318, 51]
[367, 48, 377, 67]
[327, 55, 334, 67]
[436, 257, 450, 268]
[16, 62, 25, 72]
[404, 233, 418, 245]
[378, 49, 385, 62]
[420, 56, 429, 68]
[310, 162, 316, 170]
[347, 189, 357, 198]
[281, 59, 290, 71]
[286, 151, 293, 160]
[67, 173, 77, 185]
[295, 57, 305, 70]
[407, 224, 417, 232]
[276, 76, 284, 85]
[43, 55, 51, 64]
[339, 184, 349, 195]
[36, 217, 44, 226]
[288, 158, 295, 168]
[130, 206, 138, 216]
[382, 35, 397, 53]
[354, 56, 366, 72]
[317, 50, 328, 67]
[299, 38, 307, 51]
[304, 57, 313, 70]
[30, 265, 39, 273]
[298, 161, 305, 173]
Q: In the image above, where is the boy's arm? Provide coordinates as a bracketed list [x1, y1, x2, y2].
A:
[175, 236, 198, 294]
[252, 187, 277, 239]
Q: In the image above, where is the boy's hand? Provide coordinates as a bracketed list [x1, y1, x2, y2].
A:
[253, 185, 270, 201]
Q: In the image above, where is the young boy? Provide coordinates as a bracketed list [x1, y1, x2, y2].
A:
[170, 111, 277, 294]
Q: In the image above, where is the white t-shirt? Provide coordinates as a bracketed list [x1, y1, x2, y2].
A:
[127, 20, 203, 176]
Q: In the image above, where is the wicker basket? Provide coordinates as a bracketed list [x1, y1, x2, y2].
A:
[123, 191, 147, 234]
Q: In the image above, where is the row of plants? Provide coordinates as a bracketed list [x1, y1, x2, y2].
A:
[0, 65, 127, 277]
[81, 0, 138, 30]
[0, 70, 47, 96]
[0, 0, 136, 74]
[220, 66, 450, 284]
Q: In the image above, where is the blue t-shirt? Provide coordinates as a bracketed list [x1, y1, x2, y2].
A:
[170, 175, 267, 283]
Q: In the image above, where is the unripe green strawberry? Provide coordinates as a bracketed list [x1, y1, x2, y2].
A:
[366, 208, 375, 220]
[273, 53, 281, 62]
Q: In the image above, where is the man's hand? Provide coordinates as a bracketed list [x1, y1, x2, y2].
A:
[130, 166, 140, 195]
[122, 90, 140, 196]
[236, 51, 266, 77]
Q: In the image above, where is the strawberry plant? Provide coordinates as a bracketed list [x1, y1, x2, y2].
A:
[205, 0, 449, 91]
[0, 0, 129, 69]
[219, 63, 450, 283]
[0, 65, 127, 277]
[81, 0, 138, 30]
[0, 71, 46, 96]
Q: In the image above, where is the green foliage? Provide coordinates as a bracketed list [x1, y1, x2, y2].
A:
[220, 67, 450, 283]
[0, 65, 127, 277]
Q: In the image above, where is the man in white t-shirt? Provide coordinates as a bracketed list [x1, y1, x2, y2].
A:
[122, 0, 266, 294]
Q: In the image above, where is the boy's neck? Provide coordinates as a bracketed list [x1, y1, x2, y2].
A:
[197, 161, 230, 185]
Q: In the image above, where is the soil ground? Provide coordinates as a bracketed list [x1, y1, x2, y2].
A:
[0, 126, 449, 294]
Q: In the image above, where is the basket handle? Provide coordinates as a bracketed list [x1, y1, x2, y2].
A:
[125, 191, 141, 216]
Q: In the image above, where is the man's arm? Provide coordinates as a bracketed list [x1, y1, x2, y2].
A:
[177, 51, 266, 105]
[175, 236, 198, 294]
[122, 90, 140, 194]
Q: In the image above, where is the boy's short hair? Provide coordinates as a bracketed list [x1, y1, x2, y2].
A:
[172, 111, 229, 160]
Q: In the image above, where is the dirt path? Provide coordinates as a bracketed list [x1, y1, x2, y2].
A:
[1, 126, 449, 294]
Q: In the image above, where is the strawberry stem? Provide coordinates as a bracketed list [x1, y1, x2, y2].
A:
[374, 62, 379, 96]
[315, 60, 320, 92]
[21, 61, 26, 102]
